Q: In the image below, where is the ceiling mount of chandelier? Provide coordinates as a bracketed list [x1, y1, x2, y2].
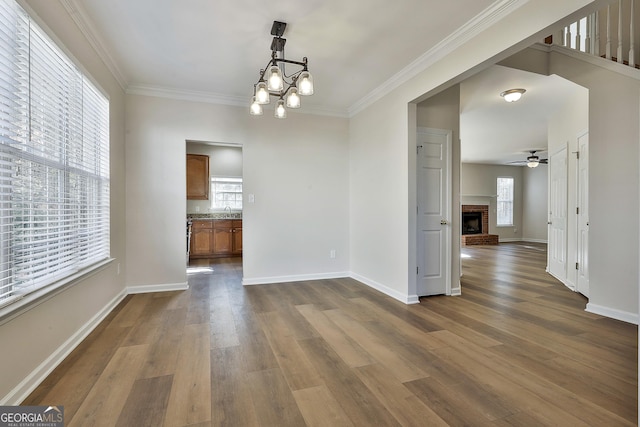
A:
[250, 21, 314, 118]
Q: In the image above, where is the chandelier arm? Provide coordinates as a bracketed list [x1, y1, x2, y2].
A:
[272, 58, 307, 67]
[257, 59, 276, 81]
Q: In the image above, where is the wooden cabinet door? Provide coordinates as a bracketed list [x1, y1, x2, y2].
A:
[213, 228, 232, 254]
[186, 154, 209, 199]
[191, 228, 213, 255]
[232, 227, 242, 254]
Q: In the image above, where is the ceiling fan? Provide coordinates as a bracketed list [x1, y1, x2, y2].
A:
[509, 150, 548, 168]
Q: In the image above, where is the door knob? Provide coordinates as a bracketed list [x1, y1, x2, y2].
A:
[440, 219, 448, 225]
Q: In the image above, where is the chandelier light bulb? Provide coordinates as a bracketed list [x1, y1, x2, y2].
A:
[267, 66, 284, 91]
[286, 88, 301, 108]
[255, 82, 270, 104]
[250, 96, 263, 115]
[275, 99, 287, 118]
[298, 71, 314, 96]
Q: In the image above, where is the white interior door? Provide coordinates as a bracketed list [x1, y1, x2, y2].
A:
[416, 128, 451, 296]
[548, 146, 568, 282]
[576, 133, 589, 297]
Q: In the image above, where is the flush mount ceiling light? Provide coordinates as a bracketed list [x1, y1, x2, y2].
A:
[500, 88, 526, 102]
[250, 21, 314, 118]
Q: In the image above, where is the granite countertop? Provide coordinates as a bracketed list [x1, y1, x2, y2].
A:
[188, 213, 242, 220]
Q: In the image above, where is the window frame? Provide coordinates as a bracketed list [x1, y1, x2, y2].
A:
[209, 176, 243, 211]
[496, 176, 514, 227]
[0, 0, 111, 318]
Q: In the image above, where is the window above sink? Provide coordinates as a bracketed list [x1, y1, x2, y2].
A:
[210, 177, 242, 211]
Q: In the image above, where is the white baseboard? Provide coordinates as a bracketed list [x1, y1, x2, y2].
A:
[127, 282, 188, 294]
[242, 272, 349, 286]
[522, 238, 548, 244]
[585, 303, 639, 325]
[498, 238, 549, 244]
[349, 272, 419, 304]
[450, 280, 462, 296]
[1, 289, 128, 405]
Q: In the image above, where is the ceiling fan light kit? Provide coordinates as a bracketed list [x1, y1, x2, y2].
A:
[509, 150, 548, 167]
[250, 21, 314, 118]
[500, 88, 526, 102]
[527, 158, 540, 168]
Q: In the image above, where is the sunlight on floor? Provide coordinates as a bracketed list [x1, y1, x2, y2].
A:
[461, 253, 471, 258]
[186, 267, 215, 275]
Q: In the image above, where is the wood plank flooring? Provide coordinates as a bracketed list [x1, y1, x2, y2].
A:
[23, 242, 638, 426]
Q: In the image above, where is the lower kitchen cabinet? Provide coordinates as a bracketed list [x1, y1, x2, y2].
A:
[190, 220, 213, 256]
[190, 219, 242, 259]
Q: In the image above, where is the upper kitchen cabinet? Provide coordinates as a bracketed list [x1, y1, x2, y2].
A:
[186, 154, 209, 199]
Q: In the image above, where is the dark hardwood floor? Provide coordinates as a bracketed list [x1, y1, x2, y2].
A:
[23, 242, 638, 426]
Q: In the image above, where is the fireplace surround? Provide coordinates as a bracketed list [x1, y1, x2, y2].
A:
[460, 204, 498, 245]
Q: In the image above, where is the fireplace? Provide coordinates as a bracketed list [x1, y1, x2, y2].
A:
[462, 212, 482, 235]
[460, 204, 498, 246]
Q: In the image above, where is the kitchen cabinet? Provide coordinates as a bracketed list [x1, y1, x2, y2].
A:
[213, 220, 242, 256]
[186, 154, 209, 200]
[190, 220, 213, 256]
[190, 219, 242, 258]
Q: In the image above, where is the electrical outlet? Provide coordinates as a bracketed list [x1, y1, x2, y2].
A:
[330, 249, 336, 259]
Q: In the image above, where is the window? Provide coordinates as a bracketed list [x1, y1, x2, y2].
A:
[497, 177, 514, 226]
[210, 177, 242, 210]
[0, 0, 110, 308]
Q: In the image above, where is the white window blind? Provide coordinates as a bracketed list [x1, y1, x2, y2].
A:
[0, 0, 110, 307]
[496, 177, 514, 226]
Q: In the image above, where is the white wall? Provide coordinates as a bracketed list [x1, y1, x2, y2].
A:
[349, 0, 601, 303]
[461, 164, 524, 241]
[125, 95, 350, 287]
[186, 143, 242, 214]
[549, 51, 640, 321]
[522, 165, 549, 242]
[0, 1, 127, 403]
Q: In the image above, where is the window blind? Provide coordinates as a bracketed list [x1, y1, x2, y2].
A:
[0, 0, 110, 306]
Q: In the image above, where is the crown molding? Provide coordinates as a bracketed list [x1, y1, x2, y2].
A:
[348, 0, 529, 117]
[60, 0, 128, 90]
[127, 84, 349, 118]
[126, 84, 247, 107]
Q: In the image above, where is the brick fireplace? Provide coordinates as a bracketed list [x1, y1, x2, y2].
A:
[461, 204, 498, 246]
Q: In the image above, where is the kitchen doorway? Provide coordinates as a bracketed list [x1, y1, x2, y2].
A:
[186, 141, 243, 270]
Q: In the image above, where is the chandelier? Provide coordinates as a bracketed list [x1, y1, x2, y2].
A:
[250, 21, 314, 118]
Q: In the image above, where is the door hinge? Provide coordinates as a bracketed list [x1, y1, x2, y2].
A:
[575, 262, 579, 270]
[417, 267, 419, 275]
[576, 207, 579, 215]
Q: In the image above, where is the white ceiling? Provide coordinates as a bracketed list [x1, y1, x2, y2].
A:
[63, 0, 580, 164]
[460, 65, 587, 165]
[68, 0, 494, 114]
